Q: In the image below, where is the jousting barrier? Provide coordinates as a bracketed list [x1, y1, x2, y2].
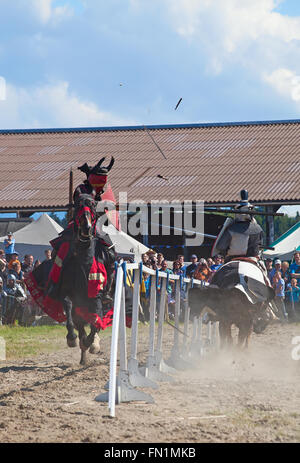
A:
[95, 261, 218, 417]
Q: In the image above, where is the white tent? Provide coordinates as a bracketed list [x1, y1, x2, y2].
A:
[102, 224, 150, 259]
[263, 221, 300, 261]
[0, 214, 150, 263]
[0, 214, 63, 262]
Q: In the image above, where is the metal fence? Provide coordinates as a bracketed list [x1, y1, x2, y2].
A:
[95, 261, 218, 417]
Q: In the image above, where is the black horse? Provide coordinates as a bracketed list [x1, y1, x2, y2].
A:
[188, 259, 277, 349]
[26, 194, 115, 365]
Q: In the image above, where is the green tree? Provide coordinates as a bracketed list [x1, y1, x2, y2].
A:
[49, 212, 68, 229]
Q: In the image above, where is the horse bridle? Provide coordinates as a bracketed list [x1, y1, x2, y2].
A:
[75, 198, 96, 243]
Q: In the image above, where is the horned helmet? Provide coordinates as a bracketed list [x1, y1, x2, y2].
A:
[77, 157, 114, 198]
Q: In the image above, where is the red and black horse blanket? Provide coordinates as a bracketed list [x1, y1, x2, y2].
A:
[25, 234, 114, 330]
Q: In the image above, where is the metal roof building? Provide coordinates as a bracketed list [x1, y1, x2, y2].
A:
[0, 119, 299, 213]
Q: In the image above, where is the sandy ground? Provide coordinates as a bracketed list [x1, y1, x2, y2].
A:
[0, 320, 300, 444]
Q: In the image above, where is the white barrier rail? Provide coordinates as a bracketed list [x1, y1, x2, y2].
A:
[95, 261, 218, 417]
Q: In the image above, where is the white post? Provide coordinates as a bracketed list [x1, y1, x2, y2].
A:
[173, 279, 181, 350]
[108, 263, 124, 418]
[118, 285, 127, 371]
[148, 274, 157, 359]
[156, 277, 167, 352]
[130, 267, 140, 361]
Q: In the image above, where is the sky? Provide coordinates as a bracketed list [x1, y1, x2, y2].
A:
[0, 0, 300, 216]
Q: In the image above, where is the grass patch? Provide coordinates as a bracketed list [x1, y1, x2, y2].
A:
[0, 324, 113, 360]
[0, 325, 67, 360]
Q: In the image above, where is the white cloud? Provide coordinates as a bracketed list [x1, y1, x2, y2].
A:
[263, 68, 300, 102]
[164, 0, 300, 72]
[166, 0, 300, 44]
[29, 0, 73, 24]
[0, 81, 134, 129]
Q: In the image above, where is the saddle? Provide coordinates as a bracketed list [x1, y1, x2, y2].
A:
[226, 256, 272, 289]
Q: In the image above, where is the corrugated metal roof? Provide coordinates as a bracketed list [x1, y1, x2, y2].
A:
[0, 119, 299, 211]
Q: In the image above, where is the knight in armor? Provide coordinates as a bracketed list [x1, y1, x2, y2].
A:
[210, 190, 277, 325]
[212, 190, 264, 263]
[50, 157, 116, 302]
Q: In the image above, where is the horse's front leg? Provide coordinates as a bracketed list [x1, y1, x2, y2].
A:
[84, 296, 102, 354]
[63, 297, 78, 348]
[238, 320, 253, 349]
[87, 325, 101, 354]
[219, 320, 232, 349]
[78, 324, 88, 365]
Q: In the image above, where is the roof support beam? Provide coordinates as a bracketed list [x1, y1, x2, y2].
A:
[265, 205, 280, 246]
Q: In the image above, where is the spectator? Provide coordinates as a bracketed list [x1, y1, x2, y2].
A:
[142, 253, 149, 265]
[172, 260, 183, 274]
[7, 252, 20, 270]
[0, 259, 9, 287]
[160, 260, 173, 292]
[2, 274, 27, 325]
[43, 249, 52, 261]
[140, 264, 152, 322]
[185, 254, 198, 277]
[207, 257, 214, 268]
[146, 250, 157, 262]
[289, 252, 300, 284]
[269, 259, 282, 282]
[9, 261, 24, 288]
[21, 254, 34, 274]
[272, 271, 288, 321]
[5, 274, 26, 299]
[156, 253, 164, 270]
[158, 260, 173, 320]
[193, 258, 212, 283]
[265, 258, 273, 281]
[150, 255, 158, 270]
[33, 259, 41, 269]
[0, 277, 7, 325]
[0, 249, 7, 265]
[177, 255, 186, 273]
[281, 261, 290, 286]
[210, 255, 223, 272]
[286, 278, 300, 321]
[4, 232, 16, 263]
[170, 260, 186, 320]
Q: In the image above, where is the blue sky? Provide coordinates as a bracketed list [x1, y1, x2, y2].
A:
[0, 0, 299, 216]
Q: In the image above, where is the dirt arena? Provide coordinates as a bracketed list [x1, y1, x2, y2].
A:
[0, 321, 300, 444]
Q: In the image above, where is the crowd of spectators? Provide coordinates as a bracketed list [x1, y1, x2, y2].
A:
[1, 229, 300, 326]
[0, 231, 52, 325]
[139, 251, 226, 322]
[265, 251, 300, 322]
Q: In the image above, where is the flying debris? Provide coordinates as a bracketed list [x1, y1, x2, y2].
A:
[174, 97, 182, 110]
[157, 174, 169, 181]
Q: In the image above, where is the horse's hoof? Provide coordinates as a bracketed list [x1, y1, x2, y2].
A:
[89, 344, 101, 354]
[80, 352, 87, 365]
[89, 333, 100, 354]
[67, 336, 78, 348]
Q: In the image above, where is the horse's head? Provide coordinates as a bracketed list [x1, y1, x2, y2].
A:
[74, 194, 97, 243]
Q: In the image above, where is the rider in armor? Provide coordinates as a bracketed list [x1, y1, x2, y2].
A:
[211, 190, 277, 324]
[212, 190, 264, 263]
[50, 157, 116, 302]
